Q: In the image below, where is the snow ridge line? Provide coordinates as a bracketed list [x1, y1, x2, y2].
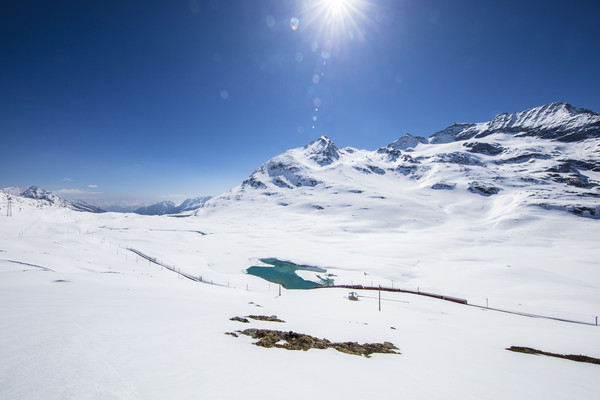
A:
[0, 259, 54, 272]
[317, 285, 598, 327]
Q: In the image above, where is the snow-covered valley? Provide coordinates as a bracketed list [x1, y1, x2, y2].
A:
[1, 102, 599, 399]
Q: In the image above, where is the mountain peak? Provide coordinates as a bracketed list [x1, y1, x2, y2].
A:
[20, 186, 63, 204]
[304, 136, 340, 166]
[386, 134, 428, 150]
[530, 102, 595, 115]
[428, 102, 599, 144]
[307, 136, 335, 149]
[486, 102, 600, 141]
[429, 123, 480, 144]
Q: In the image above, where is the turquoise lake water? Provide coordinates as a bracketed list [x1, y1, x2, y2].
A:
[246, 258, 334, 289]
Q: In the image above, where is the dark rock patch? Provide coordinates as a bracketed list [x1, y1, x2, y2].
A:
[437, 152, 484, 166]
[468, 182, 501, 196]
[394, 165, 419, 176]
[242, 177, 267, 189]
[272, 177, 294, 189]
[463, 142, 504, 155]
[431, 182, 456, 190]
[367, 165, 386, 175]
[233, 329, 399, 358]
[496, 153, 551, 164]
[538, 203, 599, 219]
[507, 346, 600, 365]
[230, 316, 250, 323]
[569, 206, 598, 217]
[549, 173, 595, 189]
[247, 315, 285, 323]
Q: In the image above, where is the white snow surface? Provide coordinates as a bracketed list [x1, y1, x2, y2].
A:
[1, 178, 599, 399]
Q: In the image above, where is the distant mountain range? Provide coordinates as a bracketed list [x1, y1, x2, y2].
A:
[132, 197, 212, 215]
[205, 102, 600, 219]
[1, 186, 211, 215]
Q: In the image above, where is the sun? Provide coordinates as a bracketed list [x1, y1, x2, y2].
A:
[326, 0, 352, 14]
[300, 0, 373, 52]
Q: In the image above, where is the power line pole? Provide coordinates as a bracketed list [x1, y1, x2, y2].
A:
[6, 196, 12, 217]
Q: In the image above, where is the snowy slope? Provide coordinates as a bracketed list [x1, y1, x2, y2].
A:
[0, 190, 598, 400]
[189, 102, 600, 315]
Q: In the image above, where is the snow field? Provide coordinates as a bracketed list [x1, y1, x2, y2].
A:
[1, 179, 599, 399]
[1, 263, 598, 399]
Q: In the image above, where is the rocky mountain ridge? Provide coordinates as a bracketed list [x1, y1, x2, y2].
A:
[205, 103, 600, 220]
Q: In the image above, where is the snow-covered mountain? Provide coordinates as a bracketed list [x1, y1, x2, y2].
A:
[133, 196, 212, 215]
[2, 186, 105, 213]
[169, 196, 212, 214]
[430, 102, 600, 143]
[205, 103, 600, 220]
[134, 201, 177, 216]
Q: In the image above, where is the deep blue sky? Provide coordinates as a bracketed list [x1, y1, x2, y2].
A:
[2, 0, 599, 205]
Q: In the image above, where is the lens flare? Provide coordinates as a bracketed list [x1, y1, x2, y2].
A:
[294, 0, 377, 133]
[290, 17, 300, 30]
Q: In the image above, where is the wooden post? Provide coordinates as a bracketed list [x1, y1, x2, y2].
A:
[379, 285, 381, 311]
[279, 284, 281, 296]
[486, 298, 489, 309]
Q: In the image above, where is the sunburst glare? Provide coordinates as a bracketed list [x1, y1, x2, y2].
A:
[300, 0, 375, 53]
